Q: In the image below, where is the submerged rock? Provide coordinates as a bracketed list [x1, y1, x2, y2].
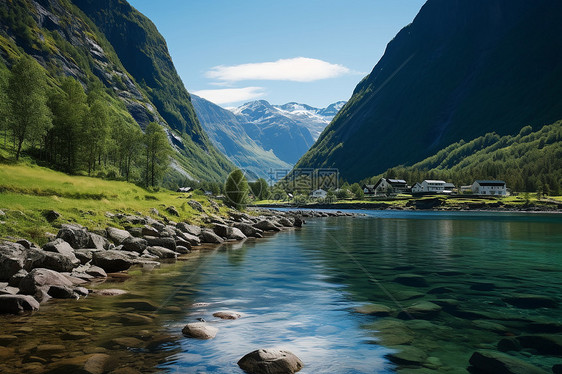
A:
[517, 334, 562, 355]
[354, 303, 393, 316]
[19, 268, 73, 298]
[398, 302, 442, 320]
[468, 350, 548, 374]
[503, 294, 557, 309]
[213, 311, 241, 320]
[386, 345, 427, 366]
[182, 322, 218, 339]
[393, 274, 429, 287]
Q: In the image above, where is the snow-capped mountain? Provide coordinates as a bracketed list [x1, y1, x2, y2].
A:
[192, 97, 346, 178]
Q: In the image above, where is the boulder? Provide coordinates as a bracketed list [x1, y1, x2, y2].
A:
[278, 217, 295, 227]
[0, 295, 40, 314]
[88, 233, 109, 250]
[43, 210, 61, 222]
[177, 222, 202, 236]
[143, 236, 176, 251]
[354, 303, 393, 316]
[92, 250, 134, 273]
[175, 230, 201, 246]
[393, 274, 429, 287]
[398, 302, 442, 320]
[19, 268, 73, 298]
[56, 226, 90, 249]
[47, 285, 78, 299]
[213, 311, 241, 320]
[165, 206, 180, 216]
[386, 345, 427, 366]
[498, 337, 521, 352]
[16, 239, 32, 249]
[43, 239, 80, 266]
[188, 200, 205, 213]
[254, 220, 281, 232]
[517, 334, 562, 355]
[85, 265, 107, 278]
[26, 248, 79, 273]
[175, 245, 190, 254]
[106, 227, 131, 244]
[141, 225, 160, 237]
[182, 322, 218, 339]
[503, 294, 557, 309]
[0, 241, 26, 281]
[213, 224, 247, 240]
[237, 348, 304, 374]
[8, 269, 28, 287]
[293, 217, 304, 227]
[199, 230, 224, 244]
[146, 246, 177, 259]
[234, 222, 264, 238]
[468, 350, 549, 374]
[121, 237, 148, 253]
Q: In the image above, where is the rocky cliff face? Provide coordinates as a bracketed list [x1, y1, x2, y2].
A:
[295, 0, 562, 182]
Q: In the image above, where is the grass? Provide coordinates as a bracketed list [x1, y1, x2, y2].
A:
[0, 163, 228, 245]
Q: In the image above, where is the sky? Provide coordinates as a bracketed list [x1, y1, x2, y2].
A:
[127, 0, 426, 108]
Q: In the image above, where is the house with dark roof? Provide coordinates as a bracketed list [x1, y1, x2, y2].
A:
[472, 180, 507, 196]
[362, 184, 375, 196]
[373, 178, 409, 196]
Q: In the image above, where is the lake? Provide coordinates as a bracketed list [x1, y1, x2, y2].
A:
[1, 210, 561, 373]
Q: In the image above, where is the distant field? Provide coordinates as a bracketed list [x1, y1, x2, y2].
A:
[0, 164, 224, 244]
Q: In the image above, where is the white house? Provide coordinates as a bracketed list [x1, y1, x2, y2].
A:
[472, 180, 507, 196]
[412, 180, 448, 194]
[373, 178, 409, 196]
[311, 189, 327, 199]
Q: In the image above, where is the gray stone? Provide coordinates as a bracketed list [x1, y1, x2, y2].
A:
[200, 230, 224, 244]
[27, 248, 78, 273]
[85, 265, 107, 278]
[176, 222, 202, 237]
[175, 230, 201, 246]
[43, 210, 61, 222]
[354, 303, 393, 316]
[121, 237, 148, 253]
[517, 334, 562, 355]
[48, 285, 78, 299]
[8, 269, 27, 287]
[188, 200, 205, 213]
[141, 225, 160, 237]
[19, 268, 73, 298]
[175, 245, 190, 254]
[166, 206, 180, 216]
[0, 241, 26, 281]
[56, 226, 90, 249]
[88, 233, 109, 250]
[213, 311, 241, 320]
[106, 227, 131, 244]
[254, 220, 281, 232]
[238, 348, 304, 374]
[127, 227, 143, 238]
[498, 337, 521, 352]
[234, 222, 264, 238]
[143, 236, 176, 251]
[146, 246, 177, 259]
[278, 217, 295, 227]
[92, 250, 134, 273]
[43, 239, 80, 266]
[468, 350, 549, 374]
[213, 224, 247, 240]
[0, 295, 40, 314]
[182, 322, 218, 339]
[16, 239, 32, 249]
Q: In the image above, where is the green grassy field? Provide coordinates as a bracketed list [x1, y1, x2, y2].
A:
[0, 163, 227, 244]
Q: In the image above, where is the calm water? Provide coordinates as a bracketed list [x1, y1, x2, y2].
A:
[2, 211, 562, 373]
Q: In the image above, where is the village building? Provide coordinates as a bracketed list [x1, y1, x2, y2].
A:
[362, 184, 375, 196]
[411, 180, 449, 194]
[372, 178, 409, 196]
[176, 187, 193, 193]
[472, 180, 507, 196]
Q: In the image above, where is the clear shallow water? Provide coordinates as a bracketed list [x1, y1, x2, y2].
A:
[1, 210, 561, 373]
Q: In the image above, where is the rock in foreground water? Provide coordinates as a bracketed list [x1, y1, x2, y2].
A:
[181, 322, 218, 339]
[238, 348, 303, 374]
[0, 294, 40, 314]
[468, 350, 549, 374]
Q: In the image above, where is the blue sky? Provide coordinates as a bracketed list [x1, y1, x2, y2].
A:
[127, 0, 426, 108]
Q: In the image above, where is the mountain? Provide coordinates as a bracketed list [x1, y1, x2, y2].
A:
[273, 101, 346, 140]
[191, 95, 291, 180]
[372, 121, 562, 194]
[0, 0, 232, 181]
[295, 0, 562, 182]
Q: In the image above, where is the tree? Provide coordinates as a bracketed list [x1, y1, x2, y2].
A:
[7, 55, 52, 160]
[249, 178, 270, 200]
[350, 183, 364, 200]
[224, 169, 249, 210]
[114, 118, 143, 182]
[82, 98, 109, 175]
[48, 76, 88, 171]
[143, 122, 171, 187]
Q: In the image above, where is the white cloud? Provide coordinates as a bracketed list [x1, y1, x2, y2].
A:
[192, 87, 265, 105]
[205, 57, 351, 83]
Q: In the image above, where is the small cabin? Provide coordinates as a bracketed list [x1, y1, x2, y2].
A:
[412, 180, 449, 195]
[177, 187, 193, 193]
[373, 178, 408, 196]
[362, 184, 375, 196]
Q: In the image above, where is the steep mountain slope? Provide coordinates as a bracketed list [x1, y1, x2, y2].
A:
[296, 0, 562, 182]
[191, 95, 291, 180]
[273, 101, 346, 140]
[0, 0, 232, 182]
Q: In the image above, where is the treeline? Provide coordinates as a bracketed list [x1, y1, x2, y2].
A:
[0, 56, 171, 187]
[366, 122, 562, 195]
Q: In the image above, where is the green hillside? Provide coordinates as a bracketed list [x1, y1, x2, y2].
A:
[0, 0, 232, 182]
[296, 0, 562, 182]
[369, 121, 562, 194]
